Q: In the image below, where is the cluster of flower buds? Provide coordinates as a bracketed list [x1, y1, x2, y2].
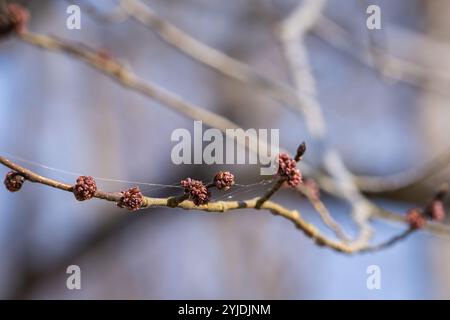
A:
[117, 187, 144, 211]
[4, 171, 25, 192]
[276, 142, 306, 188]
[73, 176, 97, 201]
[424, 185, 448, 222]
[4, 169, 236, 210]
[213, 171, 235, 191]
[71, 175, 144, 211]
[406, 184, 448, 229]
[180, 171, 235, 206]
[180, 178, 211, 206]
[406, 208, 426, 230]
[277, 153, 302, 187]
[0, 3, 29, 36]
[4, 144, 307, 211]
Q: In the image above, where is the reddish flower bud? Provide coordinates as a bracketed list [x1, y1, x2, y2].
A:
[0, 3, 30, 36]
[73, 176, 97, 201]
[278, 153, 302, 187]
[181, 178, 210, 206]
[118, 187, 144, 211]
[213, 171, 235, 191]
[406, 208, 426, 230]
[425, 200, 446, 222]
[4, 171, 25, 192]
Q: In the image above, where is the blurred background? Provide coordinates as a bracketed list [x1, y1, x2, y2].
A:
[0, 0, 450, 299]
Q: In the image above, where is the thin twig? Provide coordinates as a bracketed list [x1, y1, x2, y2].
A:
[276, 0, 373, 248]
[255, 178, 286, 209]
[17, 31, 274, 161]
[119, 0, 312, 115]
[0, 155, 420, 254]
[313, 15, 450, 96]
[354, 147, 450, 193]
[296, 183, 350, 242]
[361, 228, 415, 253]
[371, 206, 450, 237]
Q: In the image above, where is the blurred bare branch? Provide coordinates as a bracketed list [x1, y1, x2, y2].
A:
[276, 0, 373, 248]
[355, 147, 450, 193]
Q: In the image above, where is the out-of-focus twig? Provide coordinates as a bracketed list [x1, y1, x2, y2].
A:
[119, 0, 313, 115]
[371, 206, 450, 238]
[361, 228, 415, 253]
[296, 183, 350, 242]
[17, 31, 276, 160]
[276, 0, 373, 248]
[354, 147, 450, 193]
[19, 32, 238, 132]
[313, 15, 450, 96]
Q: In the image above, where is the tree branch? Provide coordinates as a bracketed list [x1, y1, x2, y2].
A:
[276, 0, 373, 248]
[119, 0, 310, 115]
[0, 155, 420, 254]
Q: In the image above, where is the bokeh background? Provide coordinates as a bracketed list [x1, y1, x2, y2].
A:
[1, 0, 450, 299]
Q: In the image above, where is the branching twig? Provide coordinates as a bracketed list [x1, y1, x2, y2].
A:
[296, 182, 350, 242]
[14, 28, 348, 207]
[119, 0, 312, 116]
[17, 31, 279, 161]
[313, 15, 450, 96]
[69, 0, 417, 208]
[2, 3, 448, 258]
[276, 0, 373, 248]
[0, 155, 420, 254]
[255, 178, 286, 209]
[18, 32, 239, 133]
[81, 0, 448, 199]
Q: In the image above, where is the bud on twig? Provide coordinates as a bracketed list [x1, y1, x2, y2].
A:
[4, 171, 25, 192]
[425, 200, 445, 222]
[213, 171, 235, 191]
[424, 184, 448, 222]
[278, 153, 302, 187]
[73, 176, 97, 201]
[181, 178, 210, 206]
[294, 142, 306, 162]
[0, 3, 29, 36]
[118, 187, 144, 211]
[406, 208, 426, 230]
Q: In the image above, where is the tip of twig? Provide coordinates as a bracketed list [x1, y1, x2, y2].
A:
[295, 141, 306, 162]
